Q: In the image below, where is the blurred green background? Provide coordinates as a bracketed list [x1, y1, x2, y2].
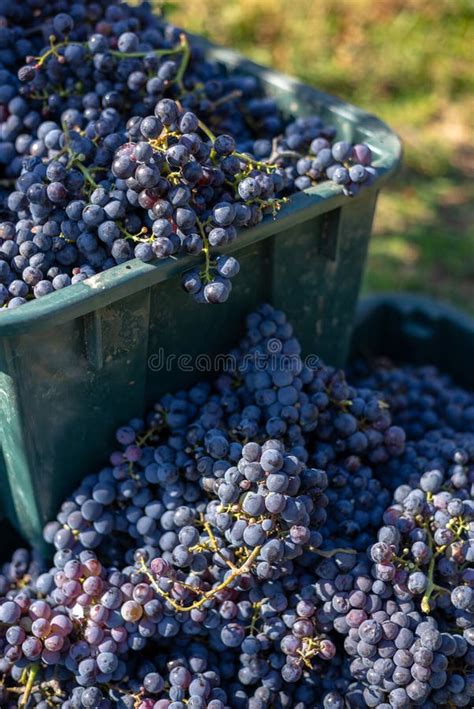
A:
[164, 0, 474, 312]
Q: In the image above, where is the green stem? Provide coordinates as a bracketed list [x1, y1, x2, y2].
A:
[109, 46, 183, 59]
[174, 34, 191, 93]
[33, 37, 188, 73]
[198, 119, 217, 144]
[197, 120, 278, 172]
[234, 151, 278, 170]
[19, 665, 39, 708]
[308, 546, 357, 558]
[197, 218, 212, 283]
[72, 160, 99, 190]
[118, 224, 151, 243]
[33, 38, 69, 67]
[420, 532, 450, 612]
[421, 553, 437, 613]
[247, 601, 262, 636]
[268, 148, 304, 163]
[209, 89, 243, 110]
[256, 196, 289, 217]
[136, 425, 163, 447]
[60, 124, 99, 191]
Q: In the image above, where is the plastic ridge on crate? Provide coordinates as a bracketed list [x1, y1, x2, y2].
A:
[0, 41, 401, 548]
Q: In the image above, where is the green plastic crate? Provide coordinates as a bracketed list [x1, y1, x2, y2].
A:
[351, 294, 474, 389]
[0, 44, 401, 547]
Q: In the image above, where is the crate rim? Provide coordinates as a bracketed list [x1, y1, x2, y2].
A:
[0, 40, 402, 337]
[356, 292, 474, 332]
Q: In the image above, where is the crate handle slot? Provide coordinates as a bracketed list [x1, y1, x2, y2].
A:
[84, 311, 104, 371]
[318, 208, 340, 260]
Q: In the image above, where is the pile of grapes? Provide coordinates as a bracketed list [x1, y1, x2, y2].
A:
[1, 303, 473, 708]
[0, 0, 378, 309]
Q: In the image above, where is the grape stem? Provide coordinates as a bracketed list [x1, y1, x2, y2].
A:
[255, 196, 289, 218]
[138, 545, 261, 612]
[268, 148, 304, 163]
[420, 531, 450, 613]
[19, 664, 39, 708]
[209, 89, 243, 110]
[197, 218, 213, 284]
[119, 224, 151, 243]
[234, 152, 278, 170]
[265, 136, 305, 165]
[296, 636, 324, 669]
[32, 36, 69, 68]
[308, 546, 357, 558]
[71, 160, 100, 190]
[60, 122, 101, 191]
[203, 520, 239, 571]
[420, 555, 449, 612]
[174, 34, 191, 93]
[127, 461, 140, 481]
[32, 35, 188, 68]
[197, 120, 278, 171]
[197, 119, 217, 143]
[247, 600, 262, 636]
[136, 425, 163, 447]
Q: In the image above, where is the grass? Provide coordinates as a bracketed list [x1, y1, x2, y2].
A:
[164, 0, 474, 313]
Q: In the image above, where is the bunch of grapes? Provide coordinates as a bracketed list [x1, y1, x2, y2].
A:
[312, 549, 474, 708]
[0, 548, 46, 595]
[315, 457, 391, 553]
[373, 453, 473, 631]
[351, 361, 474, 440]
[1, 302, 473, 708]
[0, 0, 378, 310]
[0, 594, 74, 674]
